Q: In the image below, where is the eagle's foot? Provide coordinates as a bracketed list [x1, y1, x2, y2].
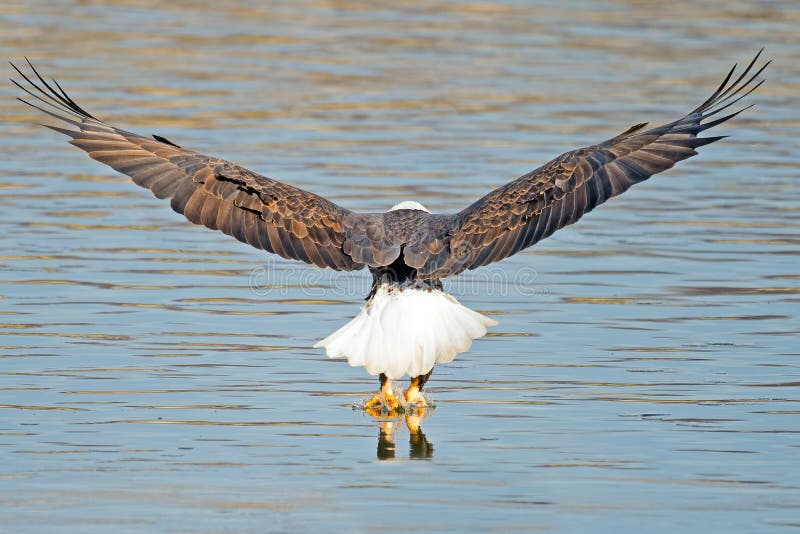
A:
[404, 372, 431, 407]
[364, 373, 399, 412]
[404, 384, 428, 407]
[364, 390, 400, 411]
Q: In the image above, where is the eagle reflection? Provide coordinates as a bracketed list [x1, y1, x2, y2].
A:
[366, 406, 434, 460]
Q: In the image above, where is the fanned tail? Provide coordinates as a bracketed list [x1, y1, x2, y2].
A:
[315, 286, 497, 379]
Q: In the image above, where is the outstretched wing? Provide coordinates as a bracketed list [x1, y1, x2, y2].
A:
[11, 60, 363, 271]
[414, 50, 769, 278]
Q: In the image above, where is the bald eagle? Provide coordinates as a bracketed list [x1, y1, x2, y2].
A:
[11, 51, 768, 410]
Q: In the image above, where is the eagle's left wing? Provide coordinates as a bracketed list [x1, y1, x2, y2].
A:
[413, 50, 769, 278]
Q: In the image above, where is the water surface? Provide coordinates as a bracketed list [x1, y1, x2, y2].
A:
[0, 1, 798, 532]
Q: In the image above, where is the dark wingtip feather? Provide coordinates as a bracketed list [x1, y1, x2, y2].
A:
[17, 96, 83, 127]
[688, 135, 728, 148]
[12, 58, 98, 121]
[692, 62, 737, 114]
[692, 49, 769, 118]
[50, 76, 96, 119]
[699, 104, 755, 132]
[703, 79, 764, 120]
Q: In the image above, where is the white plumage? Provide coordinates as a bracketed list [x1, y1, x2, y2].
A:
[315, 285, 497, 379]
[389, 200, 430, 213]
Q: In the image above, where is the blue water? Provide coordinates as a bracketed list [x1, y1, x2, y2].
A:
[0, 1, 798, 532]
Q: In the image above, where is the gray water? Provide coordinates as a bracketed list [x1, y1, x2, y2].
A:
[0, 1, 798, 532]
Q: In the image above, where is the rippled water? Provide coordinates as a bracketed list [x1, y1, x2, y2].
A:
[1, 1, 798, 532]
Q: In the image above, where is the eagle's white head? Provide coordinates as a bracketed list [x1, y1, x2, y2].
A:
[388, 201, 430, 213]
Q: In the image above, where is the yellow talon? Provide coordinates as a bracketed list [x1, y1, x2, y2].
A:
[404, 376, 428, 407]
[384, 391, 399, 410]
[364, 392, 382, 409]
[364, 373, 398, 411]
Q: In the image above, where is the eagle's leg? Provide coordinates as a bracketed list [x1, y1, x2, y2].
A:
[405, 369, 432, 407]
[365, 373, 399, 410]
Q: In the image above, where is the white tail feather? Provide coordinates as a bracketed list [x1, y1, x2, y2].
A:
[314, 285, 497, 379]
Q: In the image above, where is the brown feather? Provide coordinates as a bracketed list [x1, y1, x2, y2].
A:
[13, 54, 767, 282]
[14, 61, 363, 272]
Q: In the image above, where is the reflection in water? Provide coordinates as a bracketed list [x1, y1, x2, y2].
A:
[371, 409, 435, 461]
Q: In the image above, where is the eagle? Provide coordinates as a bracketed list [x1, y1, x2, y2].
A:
[11, 51, 768, 411]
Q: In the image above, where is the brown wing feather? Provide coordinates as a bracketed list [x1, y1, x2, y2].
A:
[12, 60, 363, 271]
[13, 53, 768, 280]
[415, 50, 769, 278]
